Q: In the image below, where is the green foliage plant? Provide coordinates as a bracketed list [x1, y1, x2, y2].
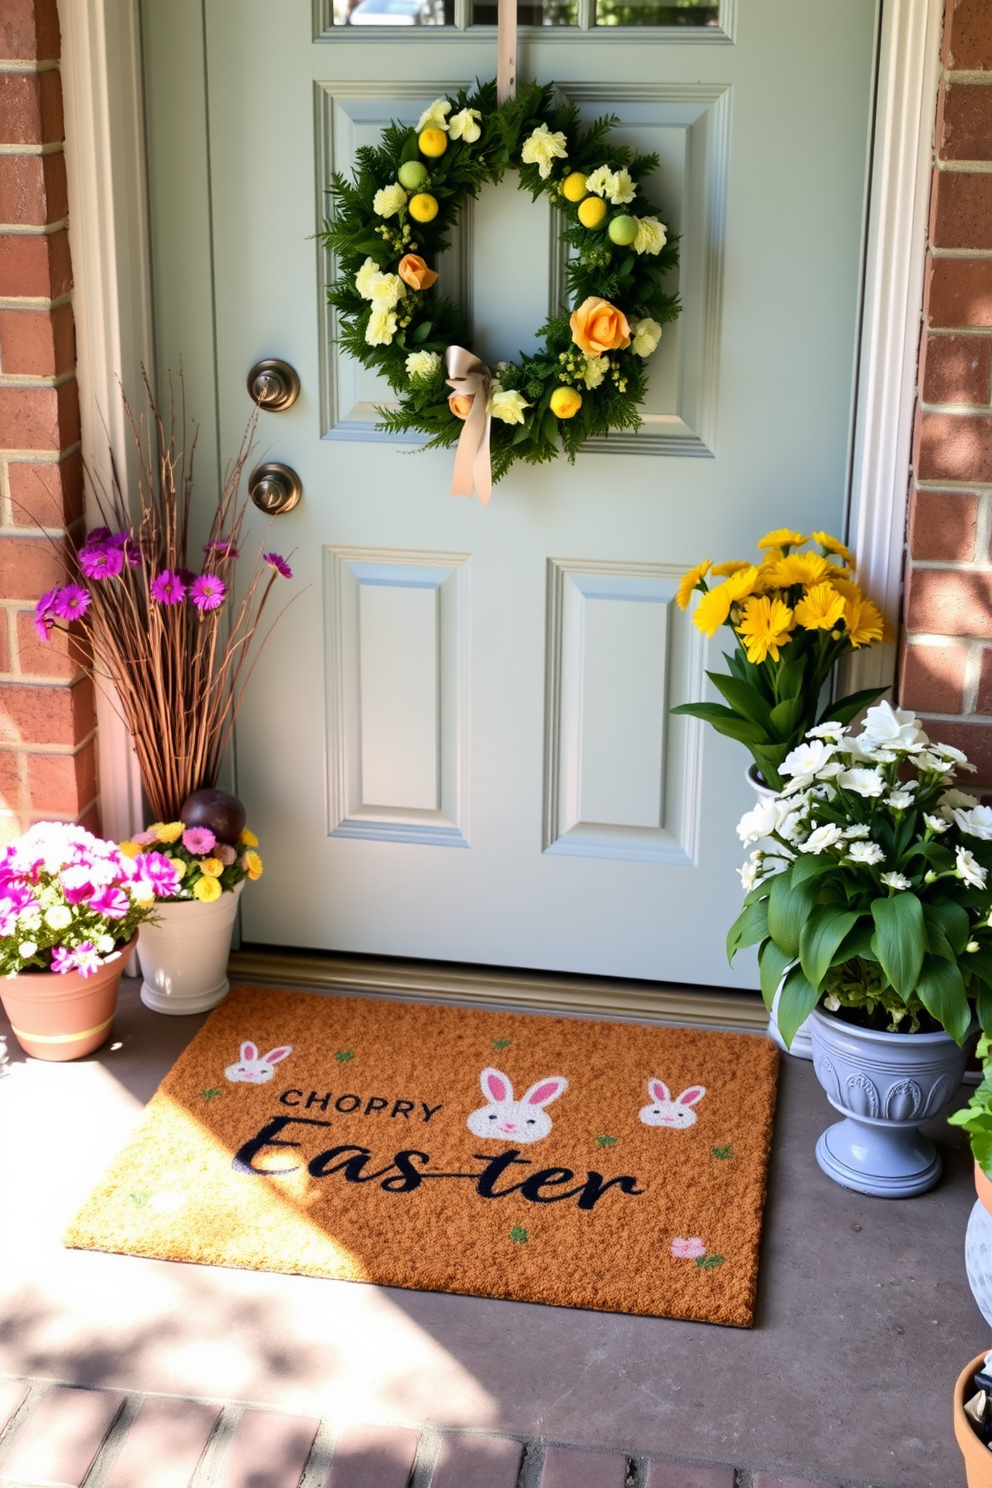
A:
[948, 1034, 992, 1178]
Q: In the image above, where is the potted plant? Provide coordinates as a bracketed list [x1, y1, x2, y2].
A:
[728, 699, 991, 1196]
[955, 1351, 992, 1488]
[948, 1041, 992, 1328]
[120, 806, 263, 1015]
[0, 822, 157, 1060]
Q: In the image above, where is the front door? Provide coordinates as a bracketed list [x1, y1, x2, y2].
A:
[141, 0, 879, 987]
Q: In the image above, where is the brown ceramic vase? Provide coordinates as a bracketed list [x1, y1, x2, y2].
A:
[0, 934, 136, 1061]
[956, 1353, 992, 1488]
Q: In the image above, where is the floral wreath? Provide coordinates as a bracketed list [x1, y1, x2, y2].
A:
[322, 80, 681, 496]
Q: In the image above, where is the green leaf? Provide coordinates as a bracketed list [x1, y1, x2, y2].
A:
[800, 907, 860, 990]
[769, 695, 805, 741]
[870, 893, 925, 999]
[977, 981, 992, 1035]
[767, 871, 818, 959]
[790, 854, 839, 888]
[411, 320, 434, 344]
[778, 963, 820, 1049]
[727, 898, 770, 962]
[925, 899, 970, 957]
[706, 672, 773, 732]
[758, 937, 793, 1010]
[922, 906, 956, 960]
[668, 702, 767, 745]
[831, 917, 876, 965]
[916, 954, 972, 1044]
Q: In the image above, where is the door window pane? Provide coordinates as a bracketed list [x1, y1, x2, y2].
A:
[471, 0, 578, 22]
[335, 0, 454, 25]
[597, 0, 719, 23]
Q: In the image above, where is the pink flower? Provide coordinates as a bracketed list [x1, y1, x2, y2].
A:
[670, 1237, 707, 1260]
[61, 865, 95, 904]
[34, 586, 60, 641]
[182, 826, 216, 855]
[135, 851, 181, 897]
[52, 585, 90, 621]
[204, 538, 239, 559]
[88, 885, 130, 918]
[150, 570, 187, 605]
[190, 574, 227, 611]
[79, 544, 124, 580]
[218, 843, 237, 866]
[72, 942, 103, 978]
[132, 830, 159, 846]
[51, 945, 77, 974]
[263, 551, 292, 579]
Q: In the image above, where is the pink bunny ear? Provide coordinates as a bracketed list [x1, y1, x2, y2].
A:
[263, 1046, 293, 1065]
[240, 1042, 258, 1064]
[649, 1079, 671, 1103]
[523, 1076, 568, 1107]
[677, 1086, 706, 1107]
[481, 1067, 511, 1103]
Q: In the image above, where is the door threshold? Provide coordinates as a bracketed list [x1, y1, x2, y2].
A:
[228, 947, 768, 1032]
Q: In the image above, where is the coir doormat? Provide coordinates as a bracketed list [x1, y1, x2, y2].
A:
[65, 987, 779, 1326]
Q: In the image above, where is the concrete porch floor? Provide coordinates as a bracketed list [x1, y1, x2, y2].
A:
[0, 978, 986, 1488]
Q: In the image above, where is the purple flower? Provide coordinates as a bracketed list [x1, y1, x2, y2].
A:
[79, 544, 124, 580]
[62, 865, 95, 904]
[88, 884, 130, 918]
[204, 538, 239, 559]
[150, 570, 187, 605]
[72, 942, 103, 978]
[182, 826, 215, 855]
[87, 527, 112, 546]
[263, 552, 293, 579]
[135, 852, 181, 897]
[34, 586, 60, 641]
[52, 585, 91, 621]
[50, 945, 78, 974]
[190, 574, 227, 611]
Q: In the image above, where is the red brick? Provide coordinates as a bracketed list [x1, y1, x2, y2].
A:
[0, 611, 10, 675]
[26, 739, 96, 813]
[0, 71, 64, 147]
[0, 302, 74, 376]
[220, 1408, 320, 1488]
[0, 151, 67, 227]
[899, 640, 968, 713]
[938, 83, 992, 163]
[16, 607, 87, 679]
[0, 1385, 123, 1487]
[645, 1465, 735, 1488]
[920, 332, 992, 405]
[75, 798, 100, 833]
[323, 1424, 420, 1488]
[539, 1445, 628, 1488]
[432, 1436, 523, 1488]
[927, 257, 992, 328]
[0, 677, 95, 746]
[0, 228, 71, 297]
[979, 648, 992, 713]
[914, 410, 992, 483]
[8, 452, 84, 526]
[932, 171, 992, 251]
[944, 0, 992, 72]
[906, 567, 992, 637]
[0, 381, 79, 451]
[0, 749, 23, 809]
[0, 535, 69, 602]
[0, 0, 61, 61]
[104, 1397, 220, 1488]
[908, 488, 978, 560]
[918, 718, 992, 781]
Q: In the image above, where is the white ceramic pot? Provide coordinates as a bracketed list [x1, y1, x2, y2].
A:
[745, 763, 814, 1061]
[137, 881, 243, 1015]
[965, 1198, 992, 1331]
[810, 1006, 973, 1197]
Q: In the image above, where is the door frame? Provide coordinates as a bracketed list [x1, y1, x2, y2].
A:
[56, 0, 940, 843]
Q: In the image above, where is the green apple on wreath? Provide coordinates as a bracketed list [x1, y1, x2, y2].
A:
[322, 79, 682, 484]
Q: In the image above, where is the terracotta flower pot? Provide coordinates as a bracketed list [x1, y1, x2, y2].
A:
[955, 1353, 992, 1488]
[0, 934, 136, 1061]
[977, 1163, 992, 1217]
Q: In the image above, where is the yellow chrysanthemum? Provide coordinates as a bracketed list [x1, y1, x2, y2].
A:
[757, 528, 809, 551]
[172, 858, 187, 879]
[825, 574, 861, 604]
[710, 559, 749, 578]
[239, 827, 259, 847]
[193, 875, 222, 903]
[812, 530, 855, 567]
[771, 551, 832, 588]
[692, 567, 759, 637]
[725, 564, 761, 603]
[794, 582, 846, 631]
[156, 821, 185, 844]
[676, 560, 711, 611]
[243, 850, 263, 881]
[200, 857, 224, 878]
[118, 840, 141, 858]
[736, 595, 795, 665]
[843, 595, 886, 648]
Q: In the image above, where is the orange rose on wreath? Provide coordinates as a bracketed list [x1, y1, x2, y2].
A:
[448, 393, 475, 420]
[398, 253, 438, 291]
[569, 296, 631, 358]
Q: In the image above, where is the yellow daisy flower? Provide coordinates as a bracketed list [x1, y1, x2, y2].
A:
[239, 827, 259, 848]
[843, 595, 886, 648]
[693, 583, 734, 637]
[771, 551, 832, 588]
[243, 850, 264, 881]
[675, 560, 712, 611]
[156, 821, 185, 844]
[736, 595, 795, 665]
[200, 857, 224, 878]
[118, 840, 141, 858]
[794, 582, 846, 631]
[812, 530, 855, 568]
[725, 564, 761, 603]
[172, 858, 188, 879]
[710, 559, 749, 578]
[193, 875, 222, 903]
[825, 574, 861, 604]
[757, 528, 809, 552]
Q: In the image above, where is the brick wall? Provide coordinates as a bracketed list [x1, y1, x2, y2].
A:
[902, 0, 992, 784]
[0, 0, 97, 846]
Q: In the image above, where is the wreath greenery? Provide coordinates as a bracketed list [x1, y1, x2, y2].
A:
[321, 79, 682, 483]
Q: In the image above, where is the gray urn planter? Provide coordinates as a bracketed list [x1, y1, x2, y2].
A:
[810, 1007, 973, 1197]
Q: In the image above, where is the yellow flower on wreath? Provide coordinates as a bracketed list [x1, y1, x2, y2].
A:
[794, 582, 845, 631]
[758, 528, 808, 551]
[770, 551, 832, 588]
[243, 850, 264, 881]
[736, 595, 795, 664]
[692, 566, 759, 637]
[239, 827, 259, 847]
[812, 530, 855, 567]
[193, 875, 222, 903]
[156, 821, 184, 844]
[200, 857, 224, 878]
[675, 559, 711, 611]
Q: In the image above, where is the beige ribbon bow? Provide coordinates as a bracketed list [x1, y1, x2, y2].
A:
[445, 346, 493, 506]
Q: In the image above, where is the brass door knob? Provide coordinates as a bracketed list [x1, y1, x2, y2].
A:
[248, 462, 302, 514]
[247, 358, 300, 411]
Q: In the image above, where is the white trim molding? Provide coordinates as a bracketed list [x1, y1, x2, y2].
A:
[57, 0, 152, 839]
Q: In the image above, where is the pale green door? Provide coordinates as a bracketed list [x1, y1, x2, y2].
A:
[141, 0, 878, 987]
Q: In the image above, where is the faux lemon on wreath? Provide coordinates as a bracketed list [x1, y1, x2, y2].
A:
[322, 80, 681, 500]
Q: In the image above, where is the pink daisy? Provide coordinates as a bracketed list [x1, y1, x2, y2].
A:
[182, 826, 216, 855]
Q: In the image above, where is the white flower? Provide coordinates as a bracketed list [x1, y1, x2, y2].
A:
[847, 840, 886, 865]
[952, 805, 992, 840]
[602, 167, 636, 204]
[941, 788, 980, 811]
[857, 699, 929, 754]
[582, 356, 608, 389]
[17, 940, 37, 958]
[357, 264, 407, 311]
[968, 941, 981, 953]
[880, 871, 912, 890]
[96, 934, 115, 953]
[736, 797, 779, 844]
[803, 824, 845, 855]
[585, 165, 614, 197]
[416, 98, 452, 132]
[372, 183, 408, 219]
[406, 350, 442, 380]
[915, 750, 953, 775]
[739, 858, 761, 892]
[932, 741, 977, 772]
[924, 812, 949, 833]
[365, 307, 398, 346]
[634, 216, 668, 255]
[843, 824, 871, 839]
[488, 385, 531, 425]
[44, 905, 71, 930]
[837, 766, 886, 798]
[782, 739, 837, 778]
[956, 847, 988, 889]
[823, 993, 842, 1011]
[631, 318, 662, 358]
[809, 722, 848, 740]
[447, 107, 482, 143]
[520, 123, 568, 180]
[355, 256, 381, 299]
[886, 791, 915, 810]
